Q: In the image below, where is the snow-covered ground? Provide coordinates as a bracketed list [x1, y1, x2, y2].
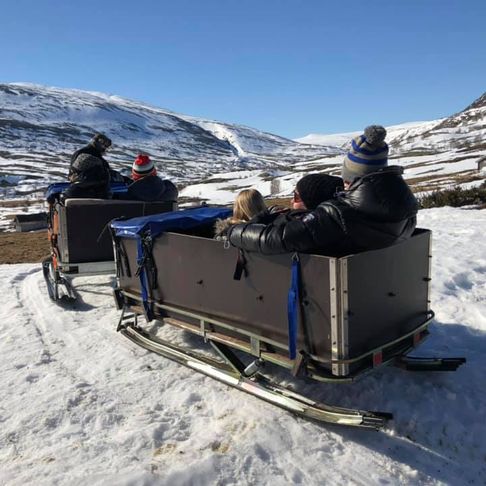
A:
[1, 207, 485, 486]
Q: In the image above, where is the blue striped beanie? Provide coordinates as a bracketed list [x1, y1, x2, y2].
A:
[342, 125, 388, 183]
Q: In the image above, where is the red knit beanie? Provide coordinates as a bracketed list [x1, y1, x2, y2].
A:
[132, 154, 156, 180]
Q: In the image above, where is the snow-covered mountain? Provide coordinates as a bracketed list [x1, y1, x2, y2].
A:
[182, 90, 485, 205]
[0, 83, 485, 230]
[296, 93, 486, 192]
[0, 83, 338, 194]
[295, 120, 436, 147]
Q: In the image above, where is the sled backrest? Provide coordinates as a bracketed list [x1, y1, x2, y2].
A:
[56, 199, 177, 263]
[115, 227, 431, 376]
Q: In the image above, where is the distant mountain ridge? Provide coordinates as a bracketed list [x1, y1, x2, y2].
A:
[0, 83, 338, 194]
[295, 120, 440, 148]
[0, 83, 485, 230]
[296, 91, 486, 157]
[295, 91, 486, 191]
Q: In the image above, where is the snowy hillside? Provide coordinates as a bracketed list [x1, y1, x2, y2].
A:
[296, 93, 486, 193]
[0, 83, 337, 192]
[0, 207, 485, 485]
[0, 83, 341, 230]
[295, 121, 437, 147]
[0, 83, 485, 230]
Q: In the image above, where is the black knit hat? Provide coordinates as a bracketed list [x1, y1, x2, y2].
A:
[90, 133, 112, 152]
[296, 174, 343, 210]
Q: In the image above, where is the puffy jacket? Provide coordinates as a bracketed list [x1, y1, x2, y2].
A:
[69, 143, 125, 183]
[229, 166, 418, 256]
[120, 176, 178, 203]
[64, 153, 110, 199]
[213, 206, 289, 240]
[69, 144, 109, 177]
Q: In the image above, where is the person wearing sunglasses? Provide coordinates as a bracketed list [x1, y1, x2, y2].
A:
[234, 173, 343, 239]
[291, 174, 343, 211]
[228, 125, 418, 256]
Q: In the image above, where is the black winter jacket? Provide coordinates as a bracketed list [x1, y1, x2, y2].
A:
[69, 143, 128, 184]
[64, 153, 110, 199]
[69, 144, 109, 176]
[229, 166, 418, 256]
[119, 176, 178, 203]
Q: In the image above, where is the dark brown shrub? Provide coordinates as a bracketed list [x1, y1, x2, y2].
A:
[418, 181, 486, 208]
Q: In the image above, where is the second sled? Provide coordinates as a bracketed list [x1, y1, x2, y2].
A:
[43, 182, 177, 301]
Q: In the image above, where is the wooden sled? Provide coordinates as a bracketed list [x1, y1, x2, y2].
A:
[44, 183, 177, 301]
[110, 207, 465, 428]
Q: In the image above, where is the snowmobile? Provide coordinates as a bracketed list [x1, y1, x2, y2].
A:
[110, 207, 465, 430]
[43, 182, 177, 302]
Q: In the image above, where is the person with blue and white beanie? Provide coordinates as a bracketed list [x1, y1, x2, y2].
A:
[342, 125, 389, 184]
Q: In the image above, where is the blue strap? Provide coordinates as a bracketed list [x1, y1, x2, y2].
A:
[287, 253, 300, 360]
[136, 237, 152, 320]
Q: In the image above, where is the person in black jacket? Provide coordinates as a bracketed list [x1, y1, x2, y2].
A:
[69, 133, 127, 183]
[121, 154, 178, 203]
[229, 125, 418, 256]
[69, 133, 112, 178]
[63, 153, 110, 199]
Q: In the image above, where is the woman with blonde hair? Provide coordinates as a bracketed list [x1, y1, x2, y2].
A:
[215, 189, 267, 240]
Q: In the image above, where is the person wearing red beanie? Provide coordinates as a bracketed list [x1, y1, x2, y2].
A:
[121, 154, 178, 203]
[131, 154, 157, 181]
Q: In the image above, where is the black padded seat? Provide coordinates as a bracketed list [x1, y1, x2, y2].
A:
[57, 199, 177, 263]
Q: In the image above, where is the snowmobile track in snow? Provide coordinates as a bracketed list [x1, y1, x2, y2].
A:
[1, 210, 486, 486]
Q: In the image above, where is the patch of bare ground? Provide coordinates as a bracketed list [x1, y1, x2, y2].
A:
[178, 196, 209, 206]
[0, 198, 44, 208]
[408, 171, 482, 192]
[0, 231, 50, 264]
[418, 180, 486, 209]
[265, 197, 291, 208]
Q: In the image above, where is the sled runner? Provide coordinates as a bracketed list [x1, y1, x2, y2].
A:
[44, 182, 177, 301]
[110, 207, 465, 429]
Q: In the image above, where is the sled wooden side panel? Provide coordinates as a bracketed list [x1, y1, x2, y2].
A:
[345, 229, 431, 357]
[117, 229, 432, 375]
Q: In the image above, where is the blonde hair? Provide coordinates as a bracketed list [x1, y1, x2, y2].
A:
[232, 189, 267, 222]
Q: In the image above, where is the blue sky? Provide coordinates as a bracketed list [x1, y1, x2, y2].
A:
[1, 0, 485, 138]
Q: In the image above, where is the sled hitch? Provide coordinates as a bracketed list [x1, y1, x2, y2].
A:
[396, 356, 466, 372]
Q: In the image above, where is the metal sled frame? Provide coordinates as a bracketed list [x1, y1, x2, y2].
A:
[43, 256, 116, 301]
[110, 225, 466, 429]
[117, 308, 393, 429]
[116, 289, 439, 382]
[56, 260, 115, 276]
[44, 199, 116, 301]
[114, 291, 464, 429]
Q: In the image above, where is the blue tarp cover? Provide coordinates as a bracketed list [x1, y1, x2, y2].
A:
[45, 182, 128, 201]
[110, 206, 232, 239]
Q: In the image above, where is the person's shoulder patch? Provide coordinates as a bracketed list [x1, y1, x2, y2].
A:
[302, 213, 316, 224]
